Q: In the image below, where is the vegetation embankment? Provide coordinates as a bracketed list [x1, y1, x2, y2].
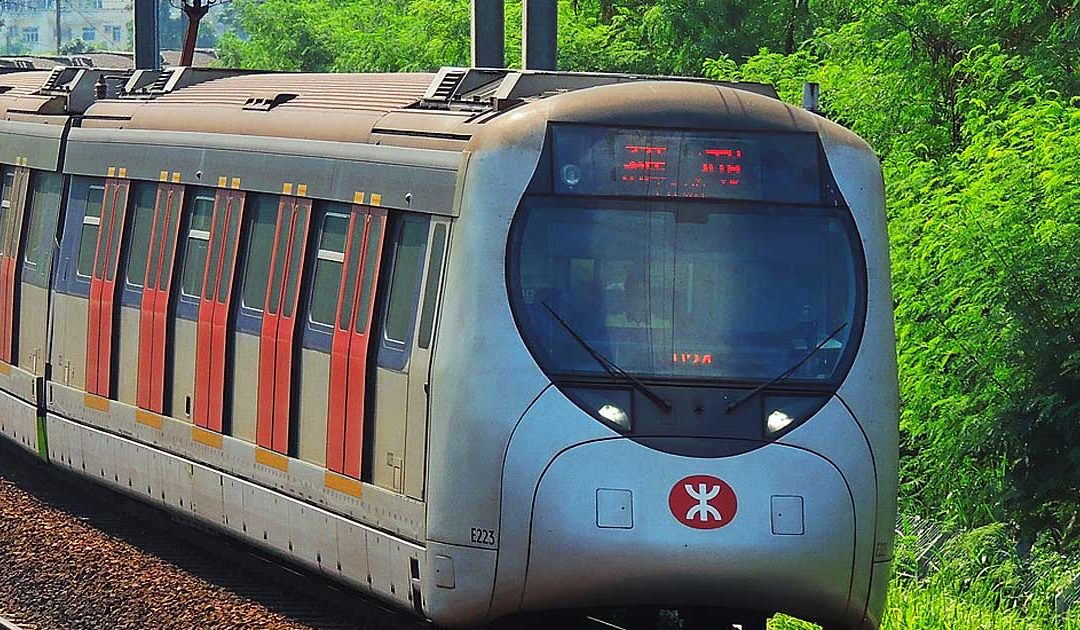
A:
[218, 1, 1080, 626]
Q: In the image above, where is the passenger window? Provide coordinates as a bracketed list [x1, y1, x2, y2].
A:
[418, 224, 447, 350]
[354, 217, 383, 333]
[23, 172, 62, 272]
[309, 208, 349, 327]
[125, 183, 158, 288]
[383, 216, 429, 344]
[180, 194, 215, 298]
[76, 185, 105, 278]
[241, 195, 279, 311]
[266, 201, 290, 315]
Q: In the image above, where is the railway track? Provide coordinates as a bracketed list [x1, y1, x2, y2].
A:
[0, 441, 428, 630]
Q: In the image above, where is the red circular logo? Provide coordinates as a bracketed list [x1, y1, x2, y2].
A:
[668, 475, 738, 529]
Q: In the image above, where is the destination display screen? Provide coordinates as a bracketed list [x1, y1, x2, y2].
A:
[552, 125, 822, 204]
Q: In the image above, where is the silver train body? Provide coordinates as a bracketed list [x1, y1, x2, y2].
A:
[0, 66, 896, 628]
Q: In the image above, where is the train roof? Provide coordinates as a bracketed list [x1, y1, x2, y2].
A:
[1, 66, 782, 149]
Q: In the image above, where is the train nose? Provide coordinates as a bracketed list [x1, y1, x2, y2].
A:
[521, 437, 855, 622]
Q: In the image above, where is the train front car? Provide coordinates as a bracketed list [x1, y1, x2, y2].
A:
[423, 79, 896, 630]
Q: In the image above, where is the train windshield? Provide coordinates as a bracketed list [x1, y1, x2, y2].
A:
[510, 200, 860, 383]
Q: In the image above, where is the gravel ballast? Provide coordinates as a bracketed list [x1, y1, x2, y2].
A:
[0, 462, 316, 630]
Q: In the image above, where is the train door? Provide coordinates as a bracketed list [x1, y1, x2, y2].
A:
[18, 171, 63, 376]
[134, 183, 185, 413]
[326, 205, 386, 479]
[230, 194, 278, 443]
[0, 165, 30, 364]
[368, 214, 449, 499]
[193, 187, 246, 433]
[171, 189, 216, 422]
[85, 176, 131, 397]
[114, 183, 159, 406]
[255, 195, 312, 454]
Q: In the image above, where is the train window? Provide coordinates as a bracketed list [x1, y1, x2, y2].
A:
[23, 172, 62, 276]
[76, 185, 105, 278]
[124, 183, 157, 288]
[309, 208, 348, 327]
[0, 169, 13, 257]
[354, 217, 383, 333]
[382, 216, 429, 345]
[241, 195, 279, 311]
[281, 203, 310, 318]
[417, 224, 447, 350]
[266, 202, 290, 315]
[180, 193, 215, 298]
[216, 195, 244, 303]
[337, 216, 364, 330]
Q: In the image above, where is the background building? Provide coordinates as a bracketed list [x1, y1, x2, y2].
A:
[1, 0, 132, 55]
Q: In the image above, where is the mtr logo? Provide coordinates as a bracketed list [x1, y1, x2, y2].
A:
[668, 475, 738, 530]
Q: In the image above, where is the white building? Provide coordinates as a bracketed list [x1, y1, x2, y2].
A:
[1, 0, 133, 55]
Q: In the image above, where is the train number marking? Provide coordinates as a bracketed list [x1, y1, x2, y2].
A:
[471, 527, 496, 546]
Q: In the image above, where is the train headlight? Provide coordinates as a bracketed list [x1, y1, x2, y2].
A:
[763, 395, 829, 437]
[565, 387, 633, 432]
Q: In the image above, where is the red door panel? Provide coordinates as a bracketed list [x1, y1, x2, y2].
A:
[257, 198, 291, 449]
[194, 189, 246, 432]
[0, 167, 28, 363]
[256, 196, 312, 454]
[138, 184, 184, 413]
[86, 179, 129, 396]
[271, 198, 311, 453]
[326, 211, 365, 473]
[208, 191, 245, 433]
[326, 207, 386, 479]
[342, 209, 386, 478]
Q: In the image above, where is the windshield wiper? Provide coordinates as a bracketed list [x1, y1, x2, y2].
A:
[542, 302, 672, 412]
[725, 321, 849, 415]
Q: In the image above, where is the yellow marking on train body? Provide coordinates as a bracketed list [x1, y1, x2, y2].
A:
[255, 448, 289, 472]
[231, 178, 241, 190]
[118, 167, 128, 178]
[297, 184, 308, 197]
[282, 183, 294, 195]
[172, 172, 181, 183]
[370, 193, 382, 206]
[159, 171, 169, 181]
[353, 192, 365, 205]
[192, 426, 223, 449]
[324, 472, 363, 498]
[84, 393, 110, 412]
[107, 166, 116, 178]
[135, 409, 164, 430]
[217, 176, 228, 188]
[0, 361, 11, 376]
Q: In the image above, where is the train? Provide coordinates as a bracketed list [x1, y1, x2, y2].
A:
[0, 64, 897, 630]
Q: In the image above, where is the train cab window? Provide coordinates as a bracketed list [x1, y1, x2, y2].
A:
[76, 184, 105, 278]
[383, 215, 429, 345]
[23, 171, 62, 282]
[309, 207, 349, 328]
[241, 195, 279, 312]
[180, 192, 215, 298]
[125, 183, 158, 288]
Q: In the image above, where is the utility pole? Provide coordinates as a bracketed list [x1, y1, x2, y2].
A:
[180, 0, 216, 66]
[522, 0, 556, 70]
[471, 0, 505, 68]
[133, 0, 160, 69]
[55, 0, 61, 54]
